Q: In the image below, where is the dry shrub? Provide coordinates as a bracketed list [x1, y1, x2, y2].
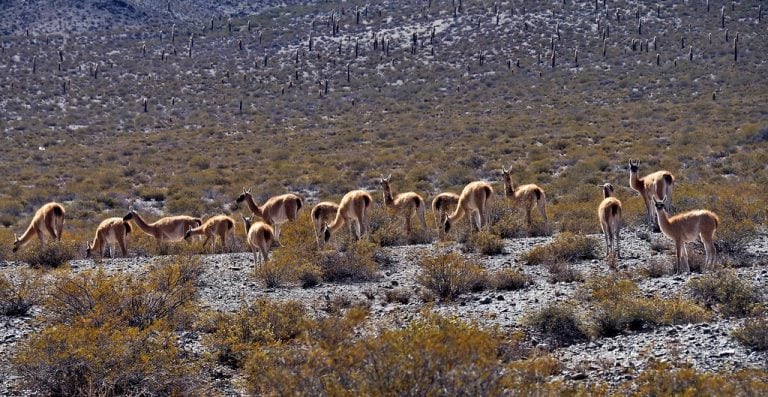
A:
[521, 232, 598, 266]
[244, 312, 559, 396]
[13, 257, 204, 395]
[545, 262, 584, 284]
[264, 212, 324, 288]
[207, 299, 309, 368]
[627, 360, 768, 396]
[733, 317, 768, 351]
[524, 303, 589, 347]
[584, 276, 711, 337]
[466, 230, 505, 255]
[384, 287, 412, 304]
[320, 240, 382, 282]
[14, 321, 201, 396]
[642, 257, 671, 278]
[0, 227, 14, 260]
[417, 252, 487, 300]
[18, 240, 79, 268]
[490, 206, 528, 239]
[0, 270, 42, 316]
[686, 269, 762, 317]
[489, 268, 532, 291]
[47, 256, 201, 329]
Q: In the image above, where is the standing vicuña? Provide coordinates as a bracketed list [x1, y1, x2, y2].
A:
[597, 183, 622, 264]
[123, 206, 201, 246]
[443, 181, 494, 234]
[86, 217, 132, 258]
[654, 197, 719, 274]
[13, 202, 65, 252]
[500, 166, 548, 229]
[184, 215, 235, 253]
[432, 192, 459, 238]
[322, 190, 373, 244]
[629, 160, 674, 228]
[236, 188, 303, 245]
[242, 215, 275, 265]
[379, 174, 428, 235]
[311, 202, 340, 247]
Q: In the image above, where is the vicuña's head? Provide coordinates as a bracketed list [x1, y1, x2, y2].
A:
[320, 222, 332, 244]
[85, 242, 93, 258]
[653, 196, 668, 211]
[598, 183, 615, 197]
[241, 214, 253, 231]
[12, 233, 20, 253]
[184, 226, 193, 240]
[379, 174, 392, 189]
[628, 160, 639, 173]
[123, 205, 136, 221]
[501, 166, 514, 196]
[443, 217, 452, 233]
[236, 187, 252, 204]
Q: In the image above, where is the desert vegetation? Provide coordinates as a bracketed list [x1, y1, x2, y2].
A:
[1, 0, 767, 394]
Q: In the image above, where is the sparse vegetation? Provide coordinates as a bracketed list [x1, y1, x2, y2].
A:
[417, 252, 487, 300]
[524, 303, 589, 347]
[489, 268, 532, 291]
[733, 317, 768, 351]
[521, 232, 599, 266]
[687, 269, 763, 317]
[17, 240, 78, 268]
[0, 270, 41, 316]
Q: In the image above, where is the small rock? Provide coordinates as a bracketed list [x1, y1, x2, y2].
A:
[569, 373, 588, 381]
[391, 280, 399, 286]
[718, 349, 735, 357]
[496, 295, 504, 301]
[480, 297, 493, 304]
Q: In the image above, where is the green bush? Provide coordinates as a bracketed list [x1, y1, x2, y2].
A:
[417, 252, 487, 300]
[521, 232, 598, 266]
[686, 269, 762, 317]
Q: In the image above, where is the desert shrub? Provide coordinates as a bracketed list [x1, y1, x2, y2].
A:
[686, 269, 762, 317]
[244, 313, 553, 396]
[255, 258, 293, 288]
[551, 199, 601, 234]
[733, 317, 768, 351]
[0, 227, 14, 260]
[489, 268, 532, 291]
[417, 252, 487, 300]
[0, 270, 42, 316]
[490, 206, 528, 238]
[465, 230, 505, 255]
[14, 320, 201, 396]
[545, 261, 584, 284]
[584, 276, 711, 337]
[47, 256, 201, 329]
[18, 240, 79, 268]
[320, 240, 381, 282]
[642, 257, 671, 278]
[627, 360, 768, 396]
[716, 218, 759, 256]
[296, 263, 323, 288]
[524, 303, 588, 347]
[207, 299, 309, 368]
[13, 257, 203, 395]
[384, 288, 412, 304]
[521, 232, 598, 266]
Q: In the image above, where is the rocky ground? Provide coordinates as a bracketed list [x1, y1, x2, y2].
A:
[2, 226, 767, 395]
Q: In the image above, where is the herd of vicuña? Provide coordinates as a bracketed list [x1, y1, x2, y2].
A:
[9, 161, 720, 274]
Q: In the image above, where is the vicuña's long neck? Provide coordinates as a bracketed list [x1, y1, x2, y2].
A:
[656, 208, 673, 233]
[447, 205, 466, 223]
[16, 223, 37, 247]
[383, 187, 395, 207]
[630, 171, 643, 192]
[131, 212, 157, 234]
[504, 180, 515, 198]
[327, 209, 346, 233]
[603, 188, 612, 199]
[245, 195, 263, 218]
